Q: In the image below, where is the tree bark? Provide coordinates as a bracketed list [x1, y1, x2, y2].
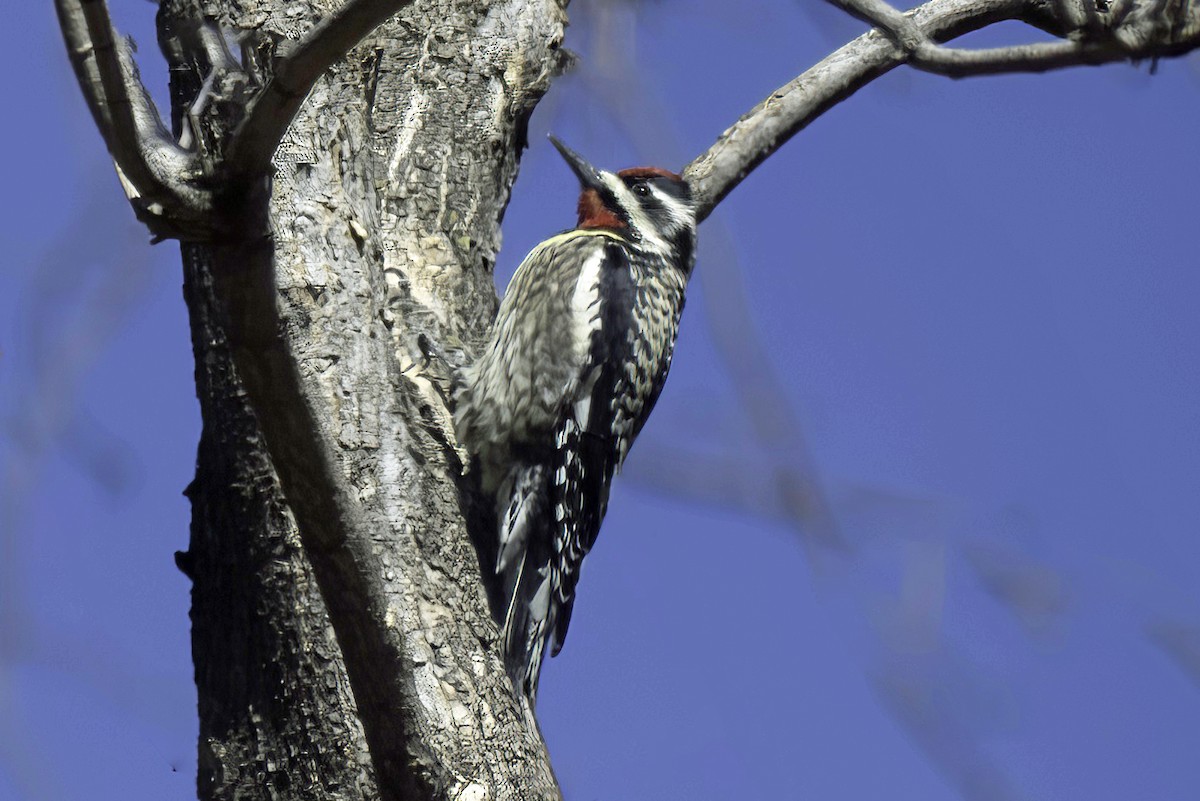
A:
[55, 0, 1200, 796]
[160, 1, 568, 798]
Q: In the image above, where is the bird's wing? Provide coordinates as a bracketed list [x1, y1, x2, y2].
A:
[547, 240, 638, 654]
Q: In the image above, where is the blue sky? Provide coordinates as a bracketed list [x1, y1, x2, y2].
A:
[2, 1, 1198, 800]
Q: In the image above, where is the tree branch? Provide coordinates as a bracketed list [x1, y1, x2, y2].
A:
[582, 3, 844, 552]
[827, 0, 931, 49]
[909, 38, 1111, 73]
[224, 0, 416, 178]
[827, 0, 1194, 74]
[55, 0, 210, 238]
[684, 0, 1200, 218]
[57, 0, 417, 235]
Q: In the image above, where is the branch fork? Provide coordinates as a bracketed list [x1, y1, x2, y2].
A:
[828, 0, 1198, 77]
[685, 0, 1200, 215]
[57, 0, 414, 242]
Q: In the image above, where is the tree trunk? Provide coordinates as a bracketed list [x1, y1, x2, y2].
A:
[160, 1, 568, 798]
[55, 0, 1200, 796]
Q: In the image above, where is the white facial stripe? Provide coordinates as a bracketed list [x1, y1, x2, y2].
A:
[600, 173, 693, 252]
[652, 187, 694, 231]
[601, 173, 644, 238]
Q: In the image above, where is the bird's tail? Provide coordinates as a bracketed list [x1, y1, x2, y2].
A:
[497, 463, 555, 703]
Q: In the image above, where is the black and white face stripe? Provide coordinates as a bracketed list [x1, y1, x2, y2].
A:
[598, 172, 696, 256]
[548, 136, 696, 264]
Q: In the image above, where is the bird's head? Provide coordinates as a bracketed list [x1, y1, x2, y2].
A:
[549, 135, 696, 266]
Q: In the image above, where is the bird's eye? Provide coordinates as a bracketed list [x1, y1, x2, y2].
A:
[632, 183, 651, 198]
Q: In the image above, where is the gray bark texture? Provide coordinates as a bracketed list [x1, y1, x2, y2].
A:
[157, 1, 568, 799]
[55, 0, 1200, 796]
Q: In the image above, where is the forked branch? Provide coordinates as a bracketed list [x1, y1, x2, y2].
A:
[224, 0, 416, 178]
[685, 0, 1200, 218]
[831, 0, 1196, 73]
[58, 0, 417, 236]
[55, 0, 211, 239]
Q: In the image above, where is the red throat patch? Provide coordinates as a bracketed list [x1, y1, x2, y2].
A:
[577, 188, 627, 230]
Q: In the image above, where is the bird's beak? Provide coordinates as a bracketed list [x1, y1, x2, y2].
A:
[549, 135, 607, 192]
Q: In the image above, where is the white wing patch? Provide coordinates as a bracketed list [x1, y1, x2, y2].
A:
[570, 247, 604, 364]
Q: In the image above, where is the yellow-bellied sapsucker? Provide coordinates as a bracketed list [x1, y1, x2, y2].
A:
[455, 136, 697, 703]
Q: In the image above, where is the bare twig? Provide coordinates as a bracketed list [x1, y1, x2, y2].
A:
[829, 0, 1127, 73]
[685, 0, 1200, 218]
[78, 0, 167, 192]
[1147, 619, 1200, 690]
[54, 0, 115, 148]
[913, 39, 1106, 72]
[684, 0, 1020, 218]
[56, 0, 210, 237]
[624, 446, 849, 554]
[225, 0, 416, 177]
[826, 0, 929, 48]
[58, 0, 418, 235]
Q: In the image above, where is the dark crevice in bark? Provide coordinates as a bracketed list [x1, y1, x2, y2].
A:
[158, 0, 569, 797]
[180, 241, 378, 800]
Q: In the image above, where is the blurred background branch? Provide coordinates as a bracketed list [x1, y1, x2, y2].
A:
[0, 166, 176, 799]
[9, 0, 1199, 798]
[552, 3, 1190, 799]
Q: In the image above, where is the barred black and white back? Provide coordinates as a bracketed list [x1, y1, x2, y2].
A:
[455, 137, 697, 703]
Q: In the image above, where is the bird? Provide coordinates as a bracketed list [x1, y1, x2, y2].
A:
[454, 135, 697, 703]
